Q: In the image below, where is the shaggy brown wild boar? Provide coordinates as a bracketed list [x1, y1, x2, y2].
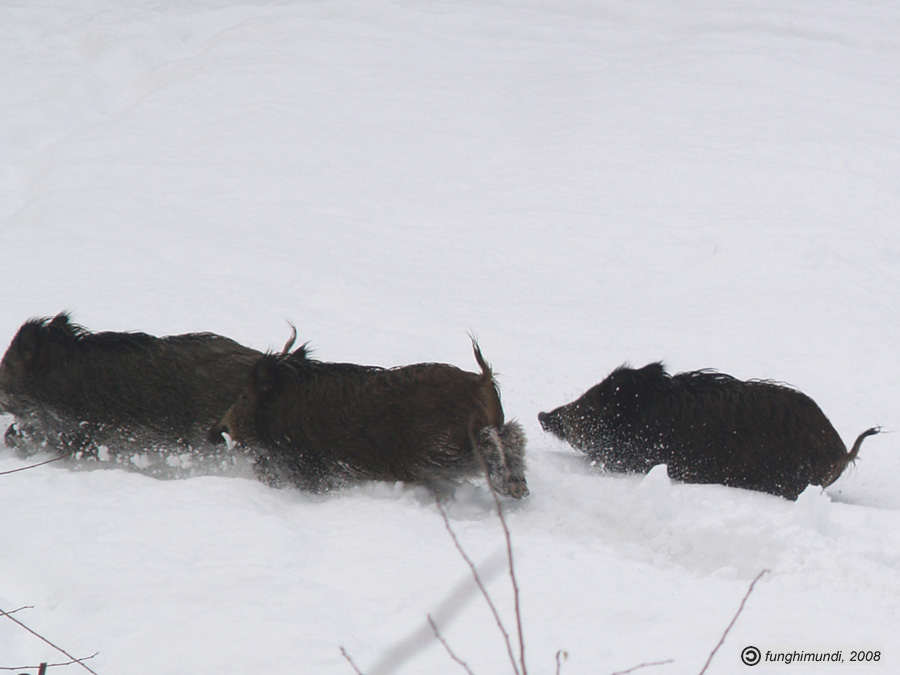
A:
[210, 334, 529, 497]
[0, 312, 262, 465]
[538, 362, 879, 500]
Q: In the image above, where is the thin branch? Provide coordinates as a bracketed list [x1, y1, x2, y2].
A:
[0, 606, 100, 675]
[467, 423, 527, 675]
[428, 615, 475, 675]
[698, 569, 768, 675]
[340, 646, 365, 675]
[611, 659, 674, 675]
[555, 650, 568, 675]
[483, 467, 526, 675]
[435, 497, 521, 675]
[0, 654, 99, 671]
[0, 454, 68, 476]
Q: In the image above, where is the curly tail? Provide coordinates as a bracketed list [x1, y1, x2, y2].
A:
[822, 426, 881, 488]
[847, 426, 881, 463]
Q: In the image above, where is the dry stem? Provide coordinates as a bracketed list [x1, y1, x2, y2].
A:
[428, 615, 475, 675]
[340, 646, 365, 675]
[0, 454, 68, 476]
[610, 658, 674, 675]
[0, 654, 99, 672]
[698, 569, 768, 674]
[0, 605, 100, 675]
[435, 497, 521, 675]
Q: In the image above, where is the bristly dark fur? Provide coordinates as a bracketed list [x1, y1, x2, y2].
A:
[0, 312, 263, 463]
[538, 362, 879, 500]
[22, 312, 225, 351]
[210, 338, 528, 497]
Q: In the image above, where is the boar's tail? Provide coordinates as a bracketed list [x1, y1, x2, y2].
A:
[469, 336, 493, 383]
[823, 426, 881, 488]
[847, 426, 881, 463]
[469, 337, 504, 428]
[281, 323, 298, 355]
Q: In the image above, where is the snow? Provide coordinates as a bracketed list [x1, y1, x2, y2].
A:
[1, 1, 899, 673]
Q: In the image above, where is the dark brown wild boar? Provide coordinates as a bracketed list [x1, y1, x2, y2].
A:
[0, 312, 262, 468]
[210, 334, 529, 497]
[538, 362, 879, 500]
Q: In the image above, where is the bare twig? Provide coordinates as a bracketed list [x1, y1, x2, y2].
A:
[428, 615, 475, 675]
[0, 654, 99, 671]
[435, 497, 521, 675]
[340, 646, 365, 675]
[611, 659, 674, 675]
[0, 454, 68, 476]
[466, 422, 527, 675]
[482, 470, 526, 675]
[698, 569, 768, 675]
[555, 649, 568, 675]
[0, 606, 100, 675]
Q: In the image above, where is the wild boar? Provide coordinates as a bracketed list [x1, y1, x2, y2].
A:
[210, 335, 529, 497]
[538, 362, 879, 499]
[0, 312, 262, 470]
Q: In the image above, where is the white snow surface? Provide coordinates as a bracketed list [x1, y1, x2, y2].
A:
[2, 1, 899, 673]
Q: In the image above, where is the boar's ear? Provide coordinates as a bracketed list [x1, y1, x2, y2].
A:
[621, 362, 668, 397]
[49, 312, 72, 330]
[637, 362, 666, 379]
[253, 358, 280, 396]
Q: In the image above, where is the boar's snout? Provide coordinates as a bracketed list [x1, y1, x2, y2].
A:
[538, 410, 565, 439]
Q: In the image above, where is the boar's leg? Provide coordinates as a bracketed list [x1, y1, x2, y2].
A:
[477, 421, 529, 499]
[4, 421, 33, 454]
[4, 418, 68, 457]
[249, 445, 339, 493]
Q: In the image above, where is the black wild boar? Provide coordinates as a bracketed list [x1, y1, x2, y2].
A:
[0, 312, 262, 467]
[209, 336, 529, 497]
[538, 362, 879, 500]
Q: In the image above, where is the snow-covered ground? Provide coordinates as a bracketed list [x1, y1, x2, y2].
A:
[2, 1, 899, 673]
